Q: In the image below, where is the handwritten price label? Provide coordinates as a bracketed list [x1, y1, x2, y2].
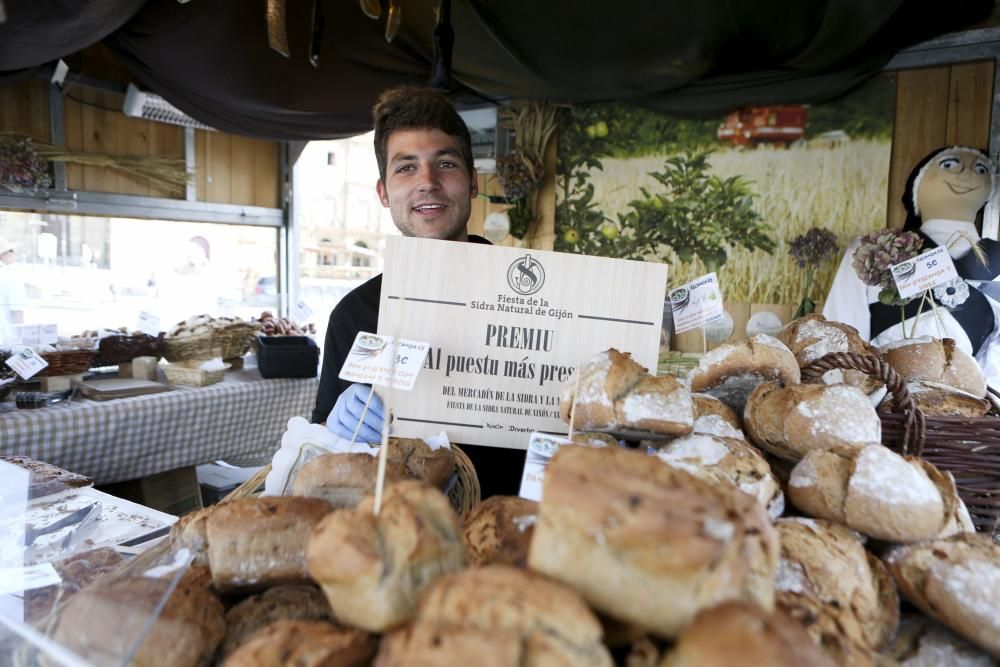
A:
[5, 347, 49, 380]
[669, 272, 725, 334]
[339, 332, 430, 391]
[891, 247, 959, 300]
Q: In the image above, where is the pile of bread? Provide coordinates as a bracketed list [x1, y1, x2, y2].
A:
[256, 311, 317, 337]
[166, 314, 259, 339]
[21, 315, 999, 666]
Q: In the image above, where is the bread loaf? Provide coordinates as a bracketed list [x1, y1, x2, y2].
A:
[52, 575, 225, 667]
[170, 507, 211, 566]
[691, 393, 745, 438]
[744, 381, 881, 460]
[655, 434, 784, 519]
[886, 614, 995, 667]
[461, 495, 537, 568]
[773, 518, 897, 650]
[686, 334, 800, 412]
[560, 349, 694, 435]
[307, 480, 466, 632]
[776, 314, 882, 393]
[658, 602, 836, 667]
[878, 380, 991, 417]
[375, 565, 613, 667]
[880, 336, 986, 397]
[219, 585, 333, 659]
[885, 533, 1000, 657]
[528, 445, 778, 638]
[25, 547, 124, 623]
[0, 454, 92, 498]
[220, 620, 375, 667]
[290, 438, 455, 508]
[205, 496, 332, 592]
[788, 445, 968, 542]
[775, 591, 880, 666]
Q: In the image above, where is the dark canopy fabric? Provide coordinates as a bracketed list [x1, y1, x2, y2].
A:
[0, 0, 993, 140]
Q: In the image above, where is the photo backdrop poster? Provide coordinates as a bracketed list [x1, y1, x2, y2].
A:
[378, 237, 668, 450]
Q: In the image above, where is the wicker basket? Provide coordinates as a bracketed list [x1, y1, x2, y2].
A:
[37, 349, 94, 377]
[802, 352, 1000, 536]
[221, 444, 482, 515]
[163, 324, 258, 363]
[163, 361, 229, 387]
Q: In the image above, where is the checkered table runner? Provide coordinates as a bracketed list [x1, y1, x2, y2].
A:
[0, 370, 318, 484]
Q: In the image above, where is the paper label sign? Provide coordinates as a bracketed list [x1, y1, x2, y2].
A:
[339, 332, 429, 391]
[891, 247, 960, 300]
[291, 300, 314, 324]
[137, 311, 161, 336]
[518, 432, 572, 501]
[0, 563, 61, 597]
[669, 272, 725, 334]
[6, 347, 48, 380]
[39, 324, 58, 345]
[17, 325, 40, 345]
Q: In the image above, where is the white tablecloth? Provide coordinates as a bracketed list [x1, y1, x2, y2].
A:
[0, 369, 318, 484]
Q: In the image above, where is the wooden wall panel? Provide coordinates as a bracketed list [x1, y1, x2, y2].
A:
[887, 61, 994, 229]
[80, 89, 120, 193]
[195, 130, 209, 200]
[148, 122, 185, 199]
[64, 95, 85, 190]
[229, 135, 256, 204]
[205, 132, 232, 203]
[252, 140, 280, 208]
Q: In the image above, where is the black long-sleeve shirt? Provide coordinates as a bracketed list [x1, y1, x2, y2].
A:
[311, 235, 525, 497]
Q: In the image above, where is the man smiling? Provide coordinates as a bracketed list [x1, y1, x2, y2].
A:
[312, 86, 526, 497]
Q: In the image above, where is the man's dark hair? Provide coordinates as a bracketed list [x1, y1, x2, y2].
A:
[373, 86, 473, 182]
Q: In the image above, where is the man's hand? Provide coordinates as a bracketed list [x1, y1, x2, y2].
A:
[327, 383, 385, 442]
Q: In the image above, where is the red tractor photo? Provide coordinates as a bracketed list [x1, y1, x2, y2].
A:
[717, 105, 807, 147]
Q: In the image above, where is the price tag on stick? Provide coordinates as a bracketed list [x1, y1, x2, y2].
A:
[6, 347, 49, 380]
[339, 332, 429, 391]
[891, 247, 960, 300]
[291, 299, 314, 324]
[137, 311, 161, 336]
[669, 272, 725, 335]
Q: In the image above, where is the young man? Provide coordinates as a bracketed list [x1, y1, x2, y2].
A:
[311, 86, 526, 497]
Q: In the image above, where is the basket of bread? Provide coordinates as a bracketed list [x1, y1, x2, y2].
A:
[163, 314, 260, 363]
[12, 317, 1000, 667]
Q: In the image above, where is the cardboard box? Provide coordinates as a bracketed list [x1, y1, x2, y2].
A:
[99, 466, 204, 516]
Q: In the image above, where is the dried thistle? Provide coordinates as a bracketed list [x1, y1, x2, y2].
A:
[788, 228, 839, 268]
[0, 135, 52, 193]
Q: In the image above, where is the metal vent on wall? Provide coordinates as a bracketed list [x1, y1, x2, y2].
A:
[123, 84, 215, 131]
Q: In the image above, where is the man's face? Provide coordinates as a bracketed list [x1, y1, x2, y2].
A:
[917, 150, 993, 222]
[376, 128, 477, 241]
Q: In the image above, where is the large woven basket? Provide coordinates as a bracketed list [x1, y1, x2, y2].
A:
[163, 324, 258, 363]
[221, 444, 482, 515]
[37, 349, 94, 377]
[802, 351, 1000, 536]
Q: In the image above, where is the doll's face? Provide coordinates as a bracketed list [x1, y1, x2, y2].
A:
[916, 150, 993, 222]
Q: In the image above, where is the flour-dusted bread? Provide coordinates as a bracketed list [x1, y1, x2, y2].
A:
[886, 533, 1000, 657]
[205, 496, 333, 592]
[686, 334, 800, 413]
[880, 336, 987, 398]
[774, 518, 897, 651]
[776, 314, 882, 393]
[788, 445, 969, 542]
[744, 382, 881, 460]
[307, 480, 466, 632]
[220, 620, 375, 667]
[655, 434, 784, 519]
[169, 507, 212, 567]
[52, 575, 225, 667]
[290, 438, 455, 508]
[528, 445, 778, 638]
[658, 602, 836, 667]
[461, 496, 537, 568]
[560, 349, 694, 435]
[879, 380, 991, 417]
[374, 565, 613, 667]
[691, 393, 745, 439]
[775, 590, 880, 666]
[886, 614, 996, 667]
[219, 585, 333, 660]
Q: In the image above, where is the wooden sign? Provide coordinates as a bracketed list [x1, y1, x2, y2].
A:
[378, 237, 668, 450]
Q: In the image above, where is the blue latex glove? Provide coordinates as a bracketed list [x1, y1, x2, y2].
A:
[327, 383, 385, 442]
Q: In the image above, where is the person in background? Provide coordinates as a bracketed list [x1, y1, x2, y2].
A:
[311, 86, 527, 498]
[824, 145, 1000, 389]
[0, 236, 26, 345]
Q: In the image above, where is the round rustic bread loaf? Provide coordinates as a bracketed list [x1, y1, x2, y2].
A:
[461, 495, 538, 568]
[655, 434, 784, 519]
[375, 565, 613, 667]
[885, 533, 1000, 658]
[878, 380, 991, 417]
[885, 614, 996, 666]
[614, 373, 694, 435]
[686, 334, 800, 413]
[744, 381, 881, 460]
[773, 518, 898, 651]
[788, 445, 970, 542]
[528, 444, 778, 639]
[776, 314, 882, 393]
[219, 585, 333, 659]
[307, 480, 466, 633]
[221, 620, 375, 667]
[658, 601, 836, 667]
[691, 393, 745, 439]
[880, 336, 986, 397]
[775, 590, 881, 666]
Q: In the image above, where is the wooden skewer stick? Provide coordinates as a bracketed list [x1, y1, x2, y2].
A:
[567, 365, 581, 440]
[374, 336, 401, 516]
